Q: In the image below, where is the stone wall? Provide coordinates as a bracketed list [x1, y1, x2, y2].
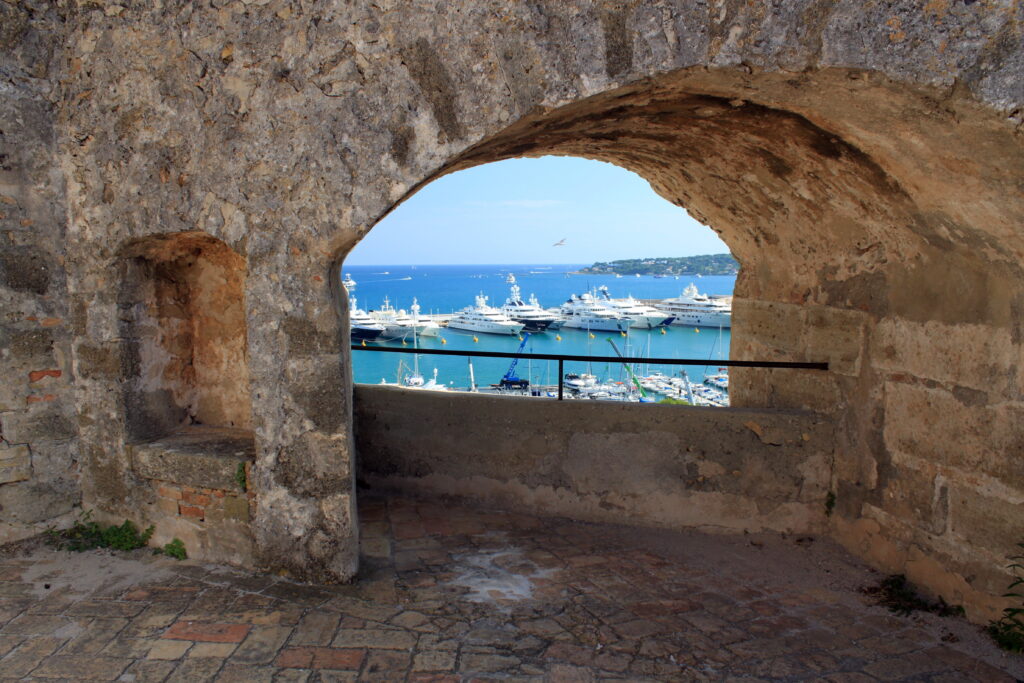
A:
[0, 1, 78, 543]
[354, 385, 834, 536]
[0, 0, 1020, 621]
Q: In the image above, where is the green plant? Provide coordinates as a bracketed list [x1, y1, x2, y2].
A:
[987, 542, 1024, 653]
[47, 510, 153, 552]
[235, 462, 247, 492]
[155, 538, 187, 560]
[863, 574, 964, 618]
[658, 397, 691, 405]
[825, 491, 836, 517]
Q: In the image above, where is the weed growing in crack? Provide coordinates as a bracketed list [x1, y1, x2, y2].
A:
[987, 542, 1024, 653]
[46, 510, 154, 552]
[862, 574, 964, 618]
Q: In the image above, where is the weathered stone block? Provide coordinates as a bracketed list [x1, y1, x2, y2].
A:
[872, 319, 1016, 395]
[130, 427, 253, 491]
[223, 495, 249, 522]
[0, 244, 52, 295]
[0, 445, 31, 484]
[804, 305, 868, 376]
[884, 381, 1024, 487]
[949, 485, 1024, 561]
[0, 406, 76, 443]
[732, 299, 804, 357]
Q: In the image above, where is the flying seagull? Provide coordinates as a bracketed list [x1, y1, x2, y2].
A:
[553, 238, 567, 247]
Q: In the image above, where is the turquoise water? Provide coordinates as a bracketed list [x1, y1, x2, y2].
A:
[345, 264, 734, 389]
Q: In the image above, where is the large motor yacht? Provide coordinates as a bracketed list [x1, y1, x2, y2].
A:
[559, 292, 632, 332]
[596, 286, 674, 329]
[342, 274, 385, 341]
[448, 294, 525, 335]
[500, 275, 559, 331]
[370, 296, 441, 340]
[657, 283, 732, 328]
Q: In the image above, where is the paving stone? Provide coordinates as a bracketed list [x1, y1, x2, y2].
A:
[217, 665, 276, 682]
[1, 614, 74, 635]
[147, 638, 192, 660]
[290, 610, 340, 646]
[0, 637, 67, 678]
[230, 625, 292, 665]
[63, 617, 129, 655]
[189, 641, 238, 658]
[412, 649, 457, 672]
[121, 659, 178, 682]
[65, 600, 147, 618]
[163, 657, 225, 683]
[163, 620, 251, 643]
[331, 627, 417, 649]
[30, 655, 131, 680]
[361, 649, 412, 680]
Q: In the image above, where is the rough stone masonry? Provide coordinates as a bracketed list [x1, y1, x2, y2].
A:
[0, 0, 1021, 624]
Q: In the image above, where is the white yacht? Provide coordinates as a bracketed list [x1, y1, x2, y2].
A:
[500, 275, 559, 331]
[370, 296, 441, 340]
[657, 283, 732, 328]
[559, 292, 632, 332]
[596, 286, 674, 329]
[447, 294, 525, 335]
[342, 274, 385, 341]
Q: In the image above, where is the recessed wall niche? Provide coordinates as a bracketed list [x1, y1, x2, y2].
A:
[118, 232, 251, 442]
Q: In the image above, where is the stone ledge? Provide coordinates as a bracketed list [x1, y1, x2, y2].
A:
[129, 426, 254, 492]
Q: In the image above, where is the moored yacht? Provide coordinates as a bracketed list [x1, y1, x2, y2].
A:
[596, 286, 674, 329]
[370, 296, 441, 340]
[342, 274, 385, 341]
[559, 291, 632, 332]
[657, 283, 732, 328]
[500, 275, 559, 331]
[448, 294, 525, 335]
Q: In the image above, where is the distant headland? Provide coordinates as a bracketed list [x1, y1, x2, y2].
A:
[576, 253, 739, 276]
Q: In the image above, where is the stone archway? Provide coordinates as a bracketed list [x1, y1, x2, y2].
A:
[3, 1, 1018, 620]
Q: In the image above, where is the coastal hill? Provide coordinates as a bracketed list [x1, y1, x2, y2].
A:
[577, 253, 739, 276]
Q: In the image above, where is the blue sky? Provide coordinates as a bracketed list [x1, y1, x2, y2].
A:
[346, 156, 729, 265]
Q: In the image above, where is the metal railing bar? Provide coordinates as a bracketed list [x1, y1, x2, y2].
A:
[351, 344, 828, 371]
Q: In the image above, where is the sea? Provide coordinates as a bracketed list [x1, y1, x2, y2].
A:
[345, 264, 735, 390]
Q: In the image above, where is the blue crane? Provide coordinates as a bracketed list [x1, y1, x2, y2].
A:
[498, 332, 531, 390]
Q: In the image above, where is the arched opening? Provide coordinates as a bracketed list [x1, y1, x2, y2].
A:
[338, 67, 1023, 621]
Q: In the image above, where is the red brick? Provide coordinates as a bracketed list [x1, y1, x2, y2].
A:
[28, 369, 62, 383]
[163, 621, 250, 643]
[213, 490, 226, 498]
[26, 394, 56, 404]
[313, 647, 365, 669]
[182, 491, 211, 506]
[276, 647, 365, 670]
[276, 647, 314, 668]
[178, 504, 204, 520]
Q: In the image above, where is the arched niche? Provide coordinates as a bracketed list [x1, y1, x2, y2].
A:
[118, 231, 252, 441]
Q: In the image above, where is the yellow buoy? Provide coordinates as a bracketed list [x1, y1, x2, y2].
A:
[694, 328, 700, 333]
[360, 339, 366, 347]
[401, 339, 407, 346]
[440, 337, 447, 344]
[660, 328, 666, 335]
[620, 330, 627, 337]
[518, 336, 523, 341]
[473, 336, 479, 343]
[589, 333, 595, 339]
[555, 335, 562, 341]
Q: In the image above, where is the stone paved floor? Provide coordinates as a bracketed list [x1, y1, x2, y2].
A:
[0, 495, 1021, 681]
